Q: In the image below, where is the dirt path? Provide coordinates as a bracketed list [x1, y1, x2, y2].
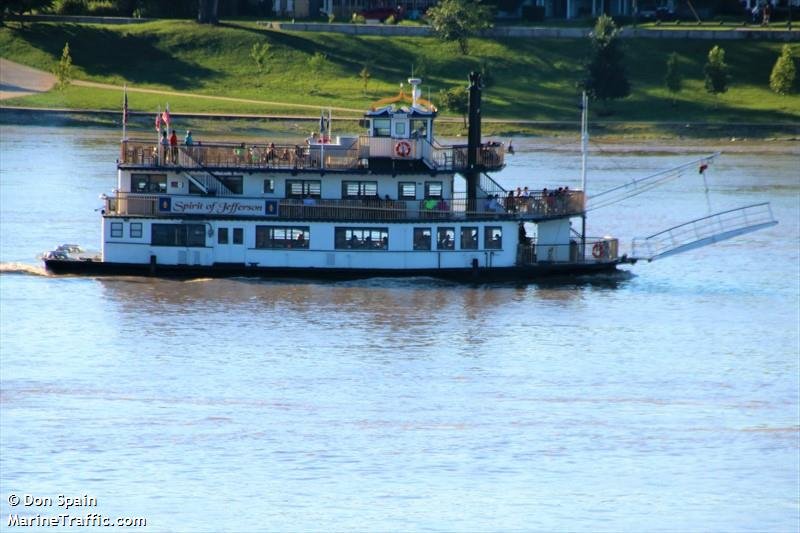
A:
[0, 58, 55, 99]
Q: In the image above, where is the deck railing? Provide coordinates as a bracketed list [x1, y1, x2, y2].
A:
[104, 190, 585, 221]
[517, 237, 619, 265]
[119, 137, 504, 172]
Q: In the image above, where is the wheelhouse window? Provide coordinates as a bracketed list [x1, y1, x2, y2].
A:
[437, 227, 455, 250]
[110, 222, 123, 238]
[425, 181, 443, 198]
[398, 182, 416, 200]
[255, 226, 309, 249]
[263, 179, 274, 194]
[130, 222, 143, 239]
[335, 227, 388, 250]
[218, 228, 229, 244]
[410, 119, 428, 139]
[233, 228, 243, 245]
[132, 173, 166, 193]
[413, 227, 431, 251]
[286, 180, 321, 199]
[342, 181, 378, 198]
[485, 227, 502, 249]
[460, 227, 478, 250]
[373, 118, 391, 137]
[394, 121, 406, 137]
[151, 224, 206, 247]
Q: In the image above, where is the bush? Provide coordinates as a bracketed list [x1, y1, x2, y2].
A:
[87, 1, 120, 15]
[54, 0, 87, 14]
[384, 14, 397, 24]
[351, 13, 366, 23]
[770, 45, 796, 95]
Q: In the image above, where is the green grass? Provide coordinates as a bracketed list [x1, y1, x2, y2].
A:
[1, 20, 798, 135]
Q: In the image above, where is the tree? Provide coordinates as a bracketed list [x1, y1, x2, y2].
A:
[53, 42, 72, 91]
[664, 52, 682, 105]
[307, 52, 328, 94]
[197, 0, 218, 24]
[582, 14, 630, 107]
[359, 64, 371, 96]
[769, 44, 796, 95]
[704, 45, 730, 96]
[1, 0, 54, 24]
[250, 42, 270, 73]
[426, 0, 492, 55]
[439, 86, 469, 127]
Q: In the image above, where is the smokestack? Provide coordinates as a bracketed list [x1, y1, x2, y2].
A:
[465, 71, 482, 206]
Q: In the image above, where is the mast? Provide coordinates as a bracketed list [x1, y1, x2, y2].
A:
[580, 91, 588, 259]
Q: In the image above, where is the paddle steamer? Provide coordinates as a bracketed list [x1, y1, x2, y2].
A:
[45, 73, 774, 281]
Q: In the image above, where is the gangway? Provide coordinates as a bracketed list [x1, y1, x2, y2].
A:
[631, 202, 778, 261]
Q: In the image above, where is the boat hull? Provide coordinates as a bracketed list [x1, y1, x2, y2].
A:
[43, 258, 620, 282]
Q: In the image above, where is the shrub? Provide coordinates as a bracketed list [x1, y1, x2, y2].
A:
[769, 45, 796, 95]
[54, 0, 87, 14]
[704, 45, 730, 95]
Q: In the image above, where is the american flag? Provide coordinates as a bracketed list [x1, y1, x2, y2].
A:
[162, 104, 170, 129]
[155, 108, 161, 132]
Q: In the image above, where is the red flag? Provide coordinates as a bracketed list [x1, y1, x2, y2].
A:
[699, 163, 709, 174]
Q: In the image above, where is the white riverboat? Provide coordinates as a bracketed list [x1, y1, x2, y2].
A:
[42, 74, 776, 281]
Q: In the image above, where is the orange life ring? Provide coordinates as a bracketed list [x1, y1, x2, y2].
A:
[395, 140, 412, 158]
[592, 241, 606, 259]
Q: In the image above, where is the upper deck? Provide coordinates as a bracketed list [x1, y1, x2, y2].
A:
[119, 135, 504, 174]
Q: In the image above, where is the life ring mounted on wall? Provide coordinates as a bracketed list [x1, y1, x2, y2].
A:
[394, 140, 412, 158]
[592, 241, 607, 259]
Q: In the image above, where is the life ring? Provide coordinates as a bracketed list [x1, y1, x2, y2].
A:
[395, 140, 412, 158]
[592, 241, 606, 259]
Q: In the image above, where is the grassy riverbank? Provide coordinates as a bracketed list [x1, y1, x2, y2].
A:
[1, 20, 798, 137]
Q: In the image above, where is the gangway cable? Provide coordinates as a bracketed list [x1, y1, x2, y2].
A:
[585, 152, 720, 212]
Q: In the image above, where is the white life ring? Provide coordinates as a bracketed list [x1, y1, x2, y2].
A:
[395, 140, 412, 158]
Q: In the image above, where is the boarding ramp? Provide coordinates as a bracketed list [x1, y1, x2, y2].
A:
[631, 202, 777, 261]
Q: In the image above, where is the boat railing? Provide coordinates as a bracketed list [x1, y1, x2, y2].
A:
[104, 190, 585, 221]
[516, 237, 619, 265]
[120, 138, 503, 172]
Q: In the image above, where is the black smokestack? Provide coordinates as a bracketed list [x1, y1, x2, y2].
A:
[466, 71, 482, 206]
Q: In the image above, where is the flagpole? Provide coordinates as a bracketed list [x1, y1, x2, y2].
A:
[122, 84, 128, 141]
[320, 108, 325, 170]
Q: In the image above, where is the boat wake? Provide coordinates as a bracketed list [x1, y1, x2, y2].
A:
[0, 262, 50, 277]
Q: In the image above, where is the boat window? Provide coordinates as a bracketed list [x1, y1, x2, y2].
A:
[413, 227, 431, 250]
[335, 227, 388, 250]
[130, 223, 143, 239]
[425, 181, 443, 198]
[218, 228, 228, 244]
[132, 173, 167, 193]
[233, 228, 244, 245]
[342, 181, 378, 198]
[485, 227, 502, 249]
[110, 222, 123, 238]
[460, 227, 478, 250]
[410, 120, 428, 139]
[286, 180, 321, 199]
[263, 179, 274, 194]
[255, 226, 310, 249]
[437, 227, 455, 250]
[373, 119, 391, 137]
[151, 224, 206, 247]
[394, 121, 407, 137]
[217, 175, 243, 195]
[398, 182, 416, 200]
